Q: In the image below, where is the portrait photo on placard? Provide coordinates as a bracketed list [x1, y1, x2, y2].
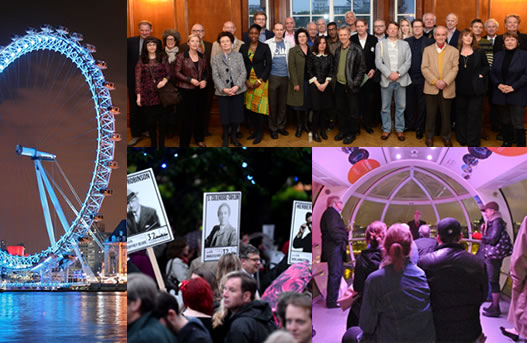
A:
[289, 200, 312, 264]
[202, 191, 241, 262]
[127, 168, 173, 253]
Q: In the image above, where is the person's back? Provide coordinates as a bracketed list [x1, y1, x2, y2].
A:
[415, 237, 437, 258]
[224, 300, 277, 343]
[129, 312, 178, 343]
[418, 217, 488, 343]
[359, 262, 435, 342]
[419, 243, 488, 342]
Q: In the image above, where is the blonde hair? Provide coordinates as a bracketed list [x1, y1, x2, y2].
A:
[398, 18, 413, 39]
[505, 14, 521, 25]
[366, 221, 387, 249]
[216, 253, 242, 288]
[187, 33, 201, 42]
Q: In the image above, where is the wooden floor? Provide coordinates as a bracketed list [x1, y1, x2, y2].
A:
[127, 113, 503, 148]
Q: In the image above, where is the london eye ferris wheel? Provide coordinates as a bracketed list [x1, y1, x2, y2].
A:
[0, 25, 120, 273]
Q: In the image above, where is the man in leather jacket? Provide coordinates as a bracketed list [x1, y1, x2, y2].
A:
[333, 26, 367, 144]
[419, 217, 488, 343]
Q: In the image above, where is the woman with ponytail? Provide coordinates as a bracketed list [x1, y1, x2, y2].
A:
[343, 224, 435, 343]
[346, 221, 386, 328]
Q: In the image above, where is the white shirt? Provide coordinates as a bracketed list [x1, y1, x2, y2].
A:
[387, 39, 399, 73]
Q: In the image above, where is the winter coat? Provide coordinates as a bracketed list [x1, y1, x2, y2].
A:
[287, 45, 310, 107]
[334, 42, 367, 93]
[223, 300, 277, 343]
[419, 243, 488, 343]
[508, 216, 527, 337]
[481, 211, 508, 260]
[128, 312, 177, 343]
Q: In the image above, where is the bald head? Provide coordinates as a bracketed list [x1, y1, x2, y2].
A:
[316, 18, 327, 35]
[223, 21, 236, 34]
[191, 23, 205, 39]
[307, 22, 317, 39]
[434, 25, 448, 44]
[445, 13, 458, 30]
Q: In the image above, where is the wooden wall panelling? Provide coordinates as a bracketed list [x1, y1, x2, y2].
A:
[175, 0, 188, 42]
[127, 0, 177, 40]
[489, 0, 527, 33]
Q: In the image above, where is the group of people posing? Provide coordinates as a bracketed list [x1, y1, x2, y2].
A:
[320, 196, 526, 342]
[128, 11, 527, 147]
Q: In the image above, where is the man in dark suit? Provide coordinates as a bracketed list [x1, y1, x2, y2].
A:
[243, 11, 274, 44]
[407, 210, 426, 240]
[351, 19, 378, 134]
[445, 13, 460, 47]
[493, 14, 527, 53]
[293, 212, 312, 252]
[127, 20, 161, 146]
[405, 19, 434, 138]
[320, 196, 348, 308]
[127, 190, 160, 236]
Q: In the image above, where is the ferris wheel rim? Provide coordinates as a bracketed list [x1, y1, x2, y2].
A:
[0, 26, 116, 270]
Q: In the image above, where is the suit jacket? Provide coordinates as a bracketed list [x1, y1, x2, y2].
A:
[351, 34, 378, 73]
[173, 51, 209, 89]
[320, 207, 348, 263]
[240, 42, 272, 81]
[421, 44, 459, 98]
[293, 232, 312, 252]
[375, 39, 412, 87]
[205, 223, 237, 248]
[407, 219, 426, 240]
[490, 49, 527, 106]
[243, 29, 274, 44]
[447, 29, 460, 47]
[493, 32, 527, 53]
[127, 205, 160, 236]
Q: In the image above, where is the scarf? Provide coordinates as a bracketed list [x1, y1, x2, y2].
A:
[165, 46, 179, 63]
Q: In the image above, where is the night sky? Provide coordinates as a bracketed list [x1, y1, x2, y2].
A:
[0, 0, 126, 254]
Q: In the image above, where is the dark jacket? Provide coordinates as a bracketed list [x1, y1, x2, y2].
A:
[456, 49, 490, 96]
[334, 42, 367, 93]
[490, 49, 527, 106]
[419, 243, 488, 343]
[127, 205, 160, 236]
[243, 29, 274, 44]
[306, 52, 335, 84]
[224, 300, 277, 343]
[415, 237, 438, 258]
[350, 34, 378, 74]
[179, 318, 212, 343]
[448, 29, 460, 47]
[347, 246, 382, 328]
[127, 35, 162, 90]
[293, 232, 312, 252]
[128, 312, 178, 343]
[174, 51, 209, 89]
[239, 42, 272, 82]
[320, 207, 348, 263]
[493, 31, 527, 53]
[407, 219, 426, 240]
[481, 212, 508, 259]
[405, 35, 434, 84]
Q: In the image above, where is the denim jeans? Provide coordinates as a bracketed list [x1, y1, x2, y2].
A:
[381, 81, 406, 133]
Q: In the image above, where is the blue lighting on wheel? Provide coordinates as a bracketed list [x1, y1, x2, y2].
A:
[0, 25, 117, 271]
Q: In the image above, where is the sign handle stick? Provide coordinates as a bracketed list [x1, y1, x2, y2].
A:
[146, 246, 166, 291]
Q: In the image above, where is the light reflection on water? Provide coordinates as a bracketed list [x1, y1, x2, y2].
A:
[0, 292, 126, 342]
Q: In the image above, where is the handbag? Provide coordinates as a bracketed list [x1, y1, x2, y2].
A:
[147, 65, 182, 107]
[164, 259, 180, 294]
[485, 227, 514, 260]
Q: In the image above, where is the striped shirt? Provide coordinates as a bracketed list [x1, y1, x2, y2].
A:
[478, 38, 494, 66]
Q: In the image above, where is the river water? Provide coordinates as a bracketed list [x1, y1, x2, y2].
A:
[0, 292, 126, 342]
